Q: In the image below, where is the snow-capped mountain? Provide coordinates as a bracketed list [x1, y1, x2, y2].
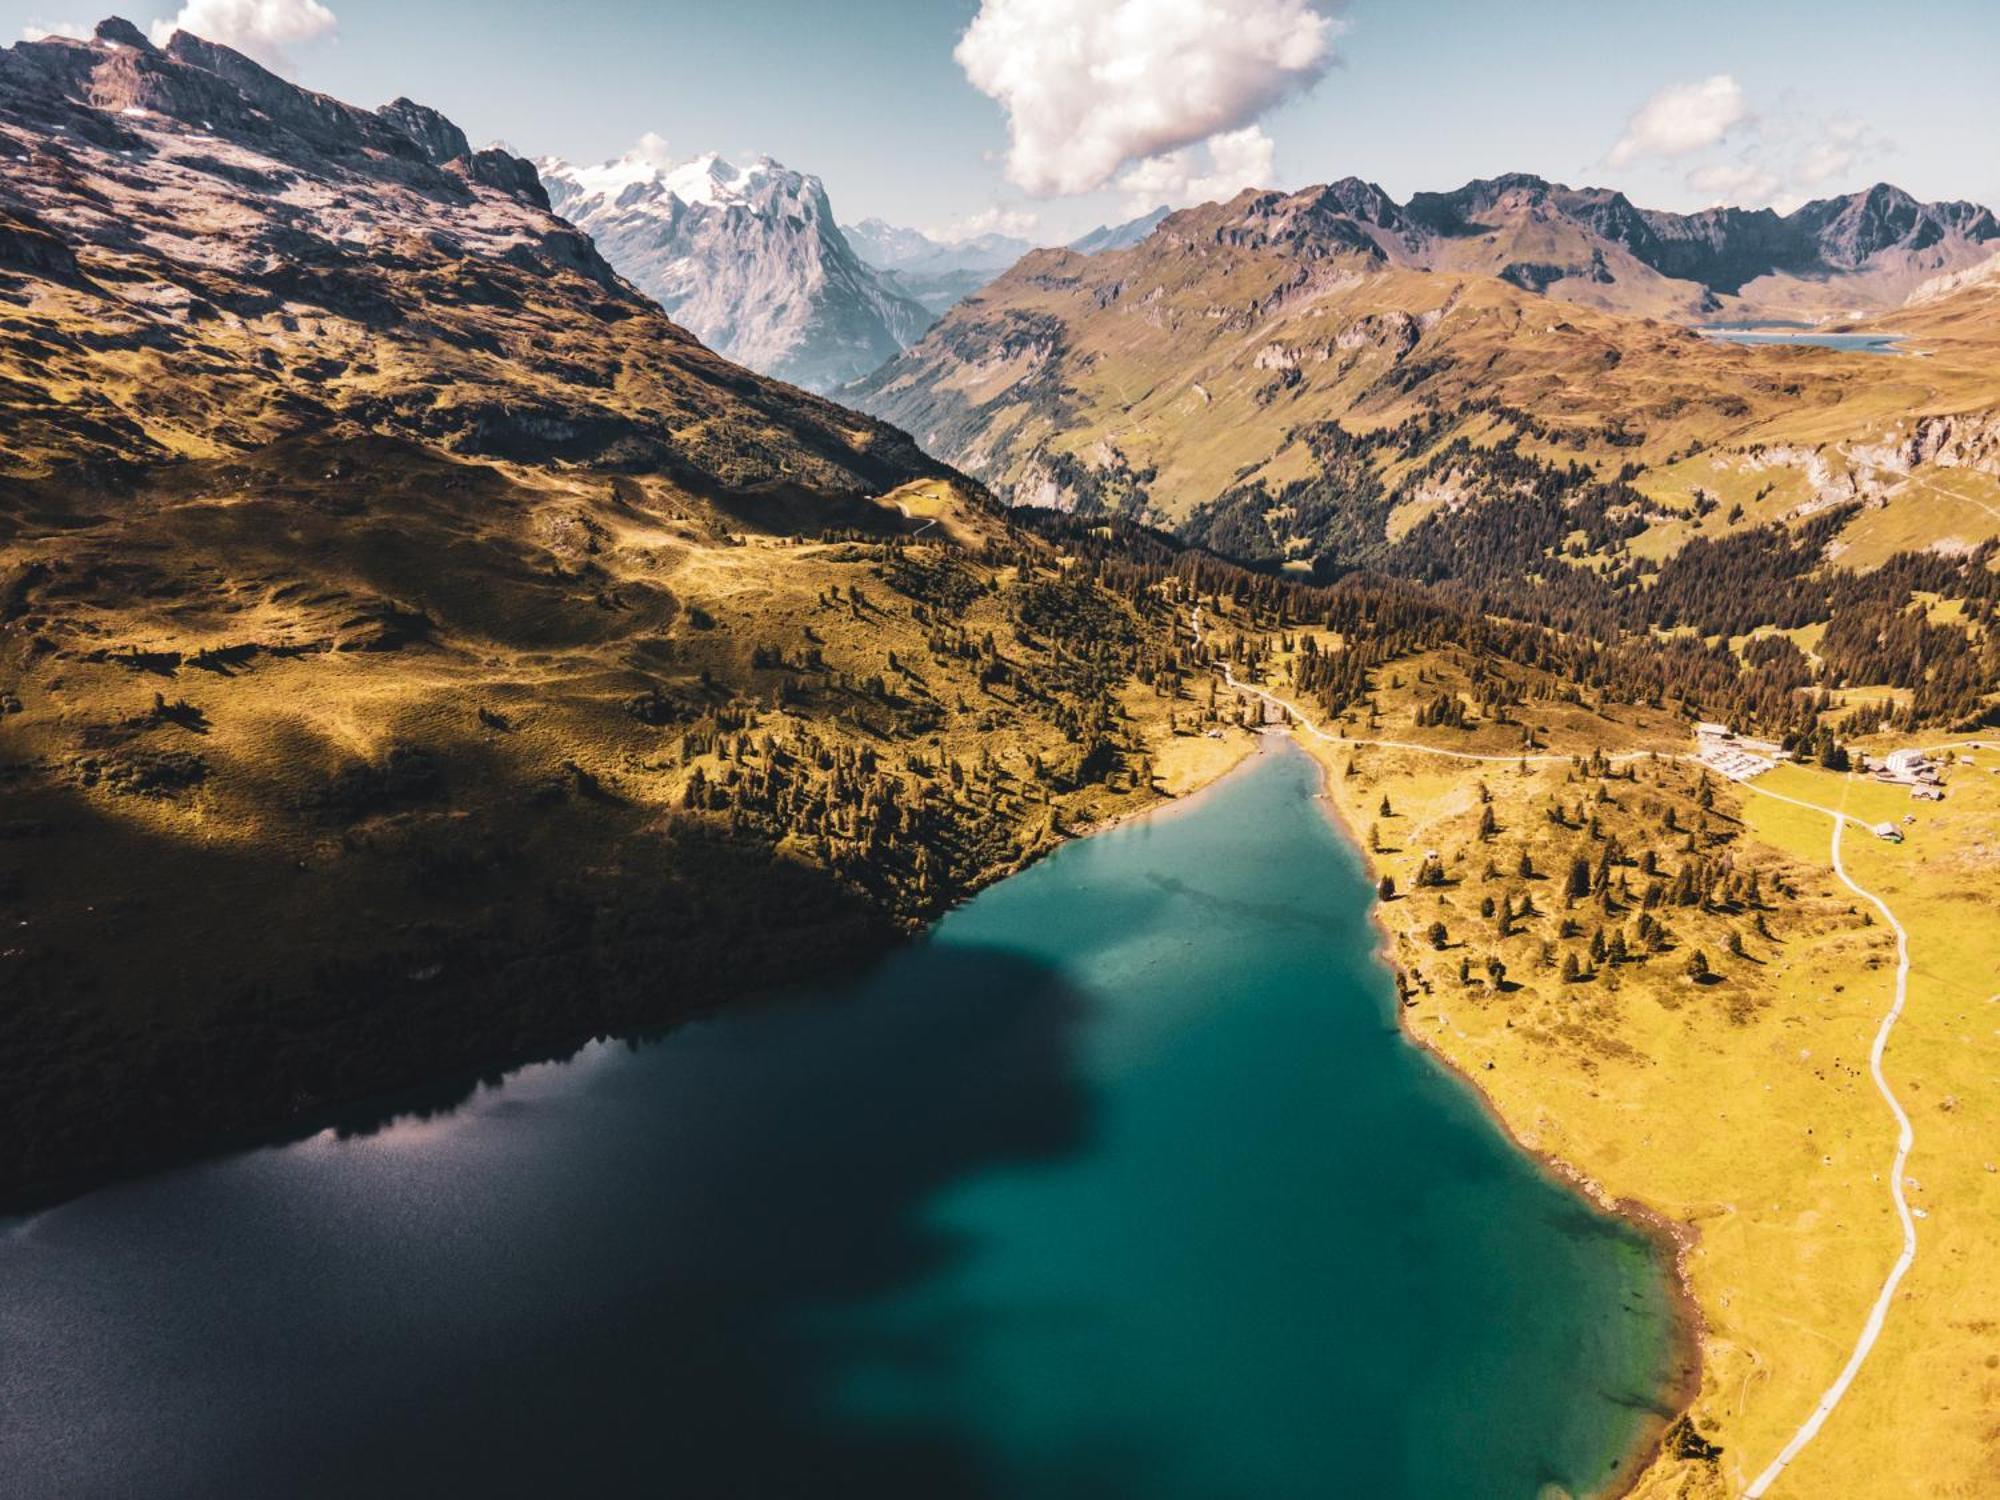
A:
[538, 148, 932, 393]
[842, 218, 1034, 316]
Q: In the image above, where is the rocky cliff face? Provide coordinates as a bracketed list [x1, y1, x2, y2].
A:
[539, 153, 934, 392]
[0, 19, 940, 488]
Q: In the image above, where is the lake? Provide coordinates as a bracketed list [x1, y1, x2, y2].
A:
[1698, 322, 1903, 354]
[0, 738, 1679, 1499]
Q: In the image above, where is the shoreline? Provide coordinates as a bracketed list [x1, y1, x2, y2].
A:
[1290, 731, 1706, 1500]
[12, 723, 1708, 1498]
[4, 725, 1258, 1223]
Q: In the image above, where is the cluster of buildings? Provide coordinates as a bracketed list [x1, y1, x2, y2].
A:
[1688, 725, 1973, 839]
[1868, 748, 1946, 801]
[1693, 722, 1786, 782]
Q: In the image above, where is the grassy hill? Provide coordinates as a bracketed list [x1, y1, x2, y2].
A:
[851, 199, 2000, 572]
[0, 25, 1218, 1203]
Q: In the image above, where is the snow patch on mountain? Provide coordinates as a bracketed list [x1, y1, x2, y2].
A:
[539, 147, 931, 392]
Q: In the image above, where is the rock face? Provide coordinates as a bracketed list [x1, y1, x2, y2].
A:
[539, 152, 933, 393]
[0, 21, 943, 489]
[841, 217, 1035, 317]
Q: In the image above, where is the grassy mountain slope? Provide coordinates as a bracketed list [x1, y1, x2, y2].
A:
[850, 192, 2000, 581]
[0, 23, 1224, 1204]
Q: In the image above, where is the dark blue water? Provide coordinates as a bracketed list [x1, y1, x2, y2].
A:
[0, 740, 1677, 1499]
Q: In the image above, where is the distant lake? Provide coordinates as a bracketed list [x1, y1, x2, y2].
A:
[1699, 321, 1904, 354]
[0, 739, 1678, 1499]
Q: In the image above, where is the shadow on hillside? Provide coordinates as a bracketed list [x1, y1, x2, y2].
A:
[0, 766, 901, 1213]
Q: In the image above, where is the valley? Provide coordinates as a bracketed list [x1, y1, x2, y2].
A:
[0, 10, 1996, 1500]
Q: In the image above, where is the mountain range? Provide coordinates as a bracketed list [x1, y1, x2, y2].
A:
[838, 207, 1174, 317]
[840, 218, 1036, 317]
[0, 25, 942, 484]
[1066, 205, 1172, 256]
[1201, 173, 2000, 321]
[851, 175, 2000, 575]
[537, 149, 931, 392]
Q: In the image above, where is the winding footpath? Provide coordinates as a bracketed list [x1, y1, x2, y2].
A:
[1188, 607, 1923, 1497]
[1731, 780, 1917, 1499]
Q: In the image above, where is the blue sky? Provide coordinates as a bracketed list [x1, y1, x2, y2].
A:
[13, 0, 1999, 244]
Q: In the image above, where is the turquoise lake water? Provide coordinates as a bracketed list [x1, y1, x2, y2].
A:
[1699, 323, 1903, 354]
[0, 739, 1677, 1499]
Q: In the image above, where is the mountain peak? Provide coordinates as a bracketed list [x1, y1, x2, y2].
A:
[7, 15, 552, 212]
[0, 23, 951, 487]
[92, 15, 153, 49]
[378, 96, 471, 166]
[535, 148, 931, 391]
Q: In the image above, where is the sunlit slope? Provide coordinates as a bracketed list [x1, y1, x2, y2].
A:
[852, 197, 2000, 572]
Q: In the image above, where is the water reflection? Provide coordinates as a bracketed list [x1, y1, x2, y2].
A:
[0, 946, 1091, 1499]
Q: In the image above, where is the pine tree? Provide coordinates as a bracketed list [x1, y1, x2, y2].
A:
[1567, 856, 1592, 902]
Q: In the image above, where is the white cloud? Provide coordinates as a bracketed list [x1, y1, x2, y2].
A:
[1685, 161, 1781, 208]
[1677, 110, 1890, 211]
[930, 205, 1042, 244]
[1794, 139, 1857, 187]
[627, 131, 674, 169]
[1607, 74, 1749, 168]
[1116, 125, 1275, 211]
[149, 0, 337, 72]
[21, 19, 90, 40]
[955, 0, 1339, 197]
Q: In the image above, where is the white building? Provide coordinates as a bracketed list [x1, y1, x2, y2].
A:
[1882, 748, 1939, 784]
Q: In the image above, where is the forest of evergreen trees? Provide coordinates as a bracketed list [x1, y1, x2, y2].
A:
[1152, 411, 1995, 734]
[1021, 503, 1996, 739]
